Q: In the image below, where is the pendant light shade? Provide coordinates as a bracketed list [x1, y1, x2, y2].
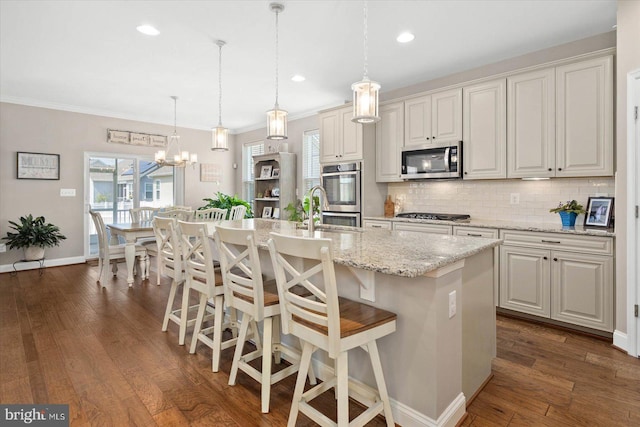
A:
[266, 2, 288, 140]
[211, 40, 229, 151]
[352, 0, 380, 124]
[155, 96, 197, 167]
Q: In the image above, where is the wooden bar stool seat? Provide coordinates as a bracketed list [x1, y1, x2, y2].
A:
[268, 232, 397, 427]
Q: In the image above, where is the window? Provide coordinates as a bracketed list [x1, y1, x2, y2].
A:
[155, 180, 160, 199]
[144, 183, 153, 200]
[302, 129, 321, 194]
[242, 141, 265, 207]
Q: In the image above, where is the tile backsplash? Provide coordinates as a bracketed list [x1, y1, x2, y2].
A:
[387, 177, 615, 224]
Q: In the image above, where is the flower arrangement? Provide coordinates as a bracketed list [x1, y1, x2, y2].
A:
[549, 200, 586, 214]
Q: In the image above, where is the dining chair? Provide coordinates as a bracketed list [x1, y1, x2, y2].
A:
[194, 207, 227, 221]
[129, 207, 159, 222]
[177, 220, 239, 372]
[229, 205, 247, 220]
[157, 206, 193, 221]
[89, 209, 148, 287]
[268, 232, 397, 427]
[213, 225, 316, 413]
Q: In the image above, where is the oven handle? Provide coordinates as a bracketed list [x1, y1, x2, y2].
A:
[321, 171, 358, 177]
[322, 212, 359, 217]
[444, 147, 451, 172]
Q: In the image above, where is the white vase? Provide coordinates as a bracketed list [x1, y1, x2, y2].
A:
[24, 246, 45, 261]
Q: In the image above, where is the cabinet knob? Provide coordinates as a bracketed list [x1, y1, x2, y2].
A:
[558, 168, 562, 171]
[553, 258, 558, 262]
[543, 256, 548, 260]
[432, 136, 436, 139]
[548, 168, 552, 171]
[464, 171, 468, 175]
[426, 137, 430, 140]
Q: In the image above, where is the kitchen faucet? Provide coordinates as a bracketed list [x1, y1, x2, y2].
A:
[307, 185, 330, 232]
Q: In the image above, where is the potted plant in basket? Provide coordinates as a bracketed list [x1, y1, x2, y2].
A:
[3, 214, 67, 260]
[199, 192, 253, 218]
[549, 200, 586, 227]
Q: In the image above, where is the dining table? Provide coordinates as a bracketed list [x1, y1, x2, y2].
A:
[107, 221, 155, 285]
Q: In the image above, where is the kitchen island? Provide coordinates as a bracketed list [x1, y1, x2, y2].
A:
[213, 219, 501, 427]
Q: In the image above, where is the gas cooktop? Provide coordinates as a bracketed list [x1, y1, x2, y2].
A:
[396, 212, 471, 222]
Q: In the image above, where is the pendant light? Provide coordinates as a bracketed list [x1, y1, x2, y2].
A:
[155, 96, 197, 167]
[352, 0, 380, 124]
[266, 2, 288, 140]
[211, 40, 229, 151]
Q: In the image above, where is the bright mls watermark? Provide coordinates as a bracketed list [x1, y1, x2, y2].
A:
[1, 405, 68, 426]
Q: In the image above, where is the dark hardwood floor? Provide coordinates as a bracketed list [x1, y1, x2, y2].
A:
[1, 263, 639, 426]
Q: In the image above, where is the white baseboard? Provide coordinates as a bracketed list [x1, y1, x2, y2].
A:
[282, 350, 466, 427]
[613, 330, 628, 353]
[0, 256, 86, 274]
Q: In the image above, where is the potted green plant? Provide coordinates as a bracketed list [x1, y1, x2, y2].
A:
[549, 200, 586, 227]
[284, 195, 320, 224]
[3, 214, 67, 260]
[199, 192, 253, 218]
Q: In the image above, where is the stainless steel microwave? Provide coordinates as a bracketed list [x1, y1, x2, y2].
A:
[401, 141, 462, 180]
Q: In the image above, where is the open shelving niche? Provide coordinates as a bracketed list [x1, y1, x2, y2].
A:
[252, 152, 296, 220]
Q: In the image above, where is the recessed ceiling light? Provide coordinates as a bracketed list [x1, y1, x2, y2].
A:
[137, 25, 160, 36]
[291, 74, 306, 82]
[397, 32, 415, 43]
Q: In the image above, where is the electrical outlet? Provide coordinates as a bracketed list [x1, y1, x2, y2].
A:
[0, 243, 6, 253]
[510, 193, 520, 205]
[448, 290, 457, 319]
[60, 188, 76, 197]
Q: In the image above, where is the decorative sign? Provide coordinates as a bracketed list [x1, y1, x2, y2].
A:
[200, 163, 222, 183]
[17, 152, 60, 180]
[107, 129, 167, 147]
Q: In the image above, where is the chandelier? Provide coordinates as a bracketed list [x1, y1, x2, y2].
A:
[155, 96, 197, 167]
[352, 0, 380, 124]
[266, 2, 288, 140]
[211, 40, 229, 151]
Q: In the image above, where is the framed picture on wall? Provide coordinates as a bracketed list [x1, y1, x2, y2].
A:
[17, 152, 60, 180]
[584, 196, 614, 228]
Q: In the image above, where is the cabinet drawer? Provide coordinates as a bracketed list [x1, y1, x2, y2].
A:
[499, 230, 612, 255]
[453, 226, 499, 238]
[393, 222, 452, 235]
[363, 220, 392, 230]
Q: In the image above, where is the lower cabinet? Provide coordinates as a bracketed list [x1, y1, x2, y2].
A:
[499, 230, 613, 332]
[393, 222, 452, 235]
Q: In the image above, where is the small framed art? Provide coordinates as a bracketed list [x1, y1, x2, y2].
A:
[584, 196, 614, 228]
[260, 165, 273, 179]
[272, 207, 280, 219]
[272, 168, 280, 178]
[17, 152, 60, 180]
[262, 206, 272, 218]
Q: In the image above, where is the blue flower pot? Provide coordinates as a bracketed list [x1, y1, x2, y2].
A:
[559, 211, 577, 227]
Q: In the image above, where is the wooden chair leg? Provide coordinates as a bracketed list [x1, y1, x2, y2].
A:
[162, 279, 178, 332]
[229, 315, 252, 386]
[189, 293, 207, 354]
[261, 317, 274, 413]
[368, 341, 395, 427]
[336, 351, 349, 426]
[302, 337, 317, 386]
[211, 295, 225, 372]
[288, 340, 314, 427]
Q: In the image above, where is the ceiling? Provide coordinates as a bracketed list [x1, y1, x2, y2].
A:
[0, 0, 617, 134]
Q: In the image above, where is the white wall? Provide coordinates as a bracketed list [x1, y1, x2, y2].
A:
[0, 103, 236, 264]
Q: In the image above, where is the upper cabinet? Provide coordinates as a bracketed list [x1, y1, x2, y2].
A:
[404, 88, 462, 147]
[376, 102, 404, 182]
[507, 69, 556, 178]
[319, 105, 364, 163]
[462, 79, 506, 180]
[555, 56, 613, 177]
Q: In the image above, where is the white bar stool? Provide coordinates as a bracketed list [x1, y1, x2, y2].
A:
[268, 232, 397, 427]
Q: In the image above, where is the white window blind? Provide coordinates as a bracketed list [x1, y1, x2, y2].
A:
[242, 141, 265, 207]
[302, 129, 320, 194]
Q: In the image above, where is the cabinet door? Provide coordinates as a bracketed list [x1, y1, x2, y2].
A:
[393, 222, 452, 235]
[432, 88, 462, 142]
[320, 111, 340, 163]
[556, 56, 613, 177]
[404, 95, 432, 147]
[551, 251, 613, 332]
[500, 245, 550, 317]
[363, 219, 392, 230]
[339, 107, 363, 161]
[462, 79, 506, 180]
[507, 69, 555, 178]
[376, 102, 404, 182]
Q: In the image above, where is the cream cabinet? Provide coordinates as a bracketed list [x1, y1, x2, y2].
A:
[393, 222, 452, 235]
[253, 152, 296, 220]
[462, 79, 506, 180]
[499, 230, 613, 332]
[454, 226, 500, 306]
[319, 105, 364, 163]
[375, 102, 404, 182]
[404, 88, 462, 147]
[363, 219, 392, 230]
[555, 55, 614, 177]
[507, 68, 556, 178]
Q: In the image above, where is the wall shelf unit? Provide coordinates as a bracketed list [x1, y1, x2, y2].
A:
[253, 152, 296, 219]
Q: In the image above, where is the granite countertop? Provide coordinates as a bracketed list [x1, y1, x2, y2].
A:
[214, 219, 501, 278]
[363, 216, 615, 237]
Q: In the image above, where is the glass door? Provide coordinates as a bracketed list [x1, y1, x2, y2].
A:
[85, 154, 175, 257]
